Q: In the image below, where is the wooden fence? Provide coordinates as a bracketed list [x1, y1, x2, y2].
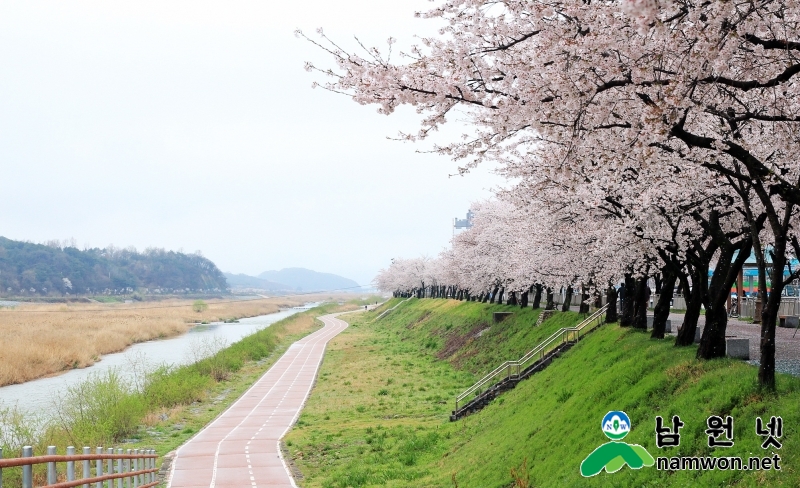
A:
[0, 446, 157, 488]
[739, 297, 800, 319]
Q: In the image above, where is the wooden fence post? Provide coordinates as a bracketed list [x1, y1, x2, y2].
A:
[22, 446, 32, 488]
[83, 447, 91, 488]
[106, 447, 113, 485]
[47, 446, 57, 485]
[149, 450, 155, 483]
[132, 449, 139, 488]
[67, 446, 75, 481]
[116, 449, 123, 488]
[125, 449, 131, 488]
[95, 447, 103, 488]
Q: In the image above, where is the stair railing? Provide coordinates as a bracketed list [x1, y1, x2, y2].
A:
[374, 296, 414, 321]
[454, 305, 608, 412]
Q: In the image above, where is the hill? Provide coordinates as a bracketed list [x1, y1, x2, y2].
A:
[0, 236, 228, 297]
[285, 298, 800, 487]
[257, 267, 359, 292]
[223, 273, 289, 293]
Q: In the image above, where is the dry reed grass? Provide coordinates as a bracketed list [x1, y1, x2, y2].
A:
[0, 293, 354, 387]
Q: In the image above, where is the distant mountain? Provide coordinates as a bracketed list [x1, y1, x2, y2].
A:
[223, 273, 288, 292]
[258, 268, 359, 292]
[0, 236, 228, 296]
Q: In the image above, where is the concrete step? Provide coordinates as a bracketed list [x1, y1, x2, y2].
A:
[450, 325, 603, 421]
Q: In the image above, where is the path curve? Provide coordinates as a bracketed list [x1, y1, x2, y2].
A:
[167, 312, 351, 488]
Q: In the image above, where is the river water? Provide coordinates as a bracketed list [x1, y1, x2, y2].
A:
[0, 306, 309, 417]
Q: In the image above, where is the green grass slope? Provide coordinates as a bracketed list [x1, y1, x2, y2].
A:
[285, 298, 800, 487]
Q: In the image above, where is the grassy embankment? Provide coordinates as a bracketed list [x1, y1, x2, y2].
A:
[0, 297, 378, 486]
[0, 294, 355, 386]
[284, 298, 800, 487]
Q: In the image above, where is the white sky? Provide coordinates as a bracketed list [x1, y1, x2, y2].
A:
[0, 1, 502, 286]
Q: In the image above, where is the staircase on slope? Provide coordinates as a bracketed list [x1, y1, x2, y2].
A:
[374, 296, 415, 321]
[450, 305, 609, 421]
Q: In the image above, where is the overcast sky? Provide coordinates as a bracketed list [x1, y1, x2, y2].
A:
[0, 1, 501, 286]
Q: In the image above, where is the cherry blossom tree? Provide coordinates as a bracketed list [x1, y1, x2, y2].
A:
[319, 0, 800, 389]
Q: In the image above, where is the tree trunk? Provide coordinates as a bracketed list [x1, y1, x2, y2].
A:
[532, 284, 542, 309]
[698, 239, 751, 359]
[520, 287, 530, 308]
[606, 283, 618, 323]
[489, 286, 499, 303]
[620, 275, 635, 327]
[497, 287, 505, 304]
[699, 304, 728, 358]
[632, 277, 648, 329]
[759, 267, 781, 391]
[561, 286, 573, 312]
[675, 271, 705, 346]
[507, 291, 517, 306]
[757, 236, 787, 390]
[545, 288, 555, 310]
[579, 285, 590, 314]
[651, 270, 677, 339]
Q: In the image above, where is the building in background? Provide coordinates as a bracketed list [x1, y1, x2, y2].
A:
[453, 210, 475, 236]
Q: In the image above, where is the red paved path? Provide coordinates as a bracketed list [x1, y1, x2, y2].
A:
[168, 313, 349, 488]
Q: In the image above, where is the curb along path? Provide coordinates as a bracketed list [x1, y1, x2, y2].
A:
[168, 313, 350, 488]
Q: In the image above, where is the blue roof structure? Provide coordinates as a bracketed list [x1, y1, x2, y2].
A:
[714, 249, 800, 277]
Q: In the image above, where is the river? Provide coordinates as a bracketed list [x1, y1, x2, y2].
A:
[0, 306, 310, 418]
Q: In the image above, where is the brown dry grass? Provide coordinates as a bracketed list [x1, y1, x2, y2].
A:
[0, 293, 356, 387]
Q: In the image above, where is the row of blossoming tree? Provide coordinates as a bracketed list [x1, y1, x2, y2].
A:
[303, 0, 800, 390]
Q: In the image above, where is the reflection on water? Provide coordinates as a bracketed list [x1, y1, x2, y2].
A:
[0, 306, 312, 417]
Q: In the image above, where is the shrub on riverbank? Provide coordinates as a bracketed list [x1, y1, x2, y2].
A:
[57, 369, 148, 444]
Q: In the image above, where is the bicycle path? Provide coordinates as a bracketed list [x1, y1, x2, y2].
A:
[167, 312, 351, 488]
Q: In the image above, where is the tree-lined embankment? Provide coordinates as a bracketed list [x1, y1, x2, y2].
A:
[284, 298, 800, 487]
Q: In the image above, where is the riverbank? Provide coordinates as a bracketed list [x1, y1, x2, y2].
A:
[0, 298, 376, 486]
[284, 298, 800, 487]
[0, 293, 360, 387]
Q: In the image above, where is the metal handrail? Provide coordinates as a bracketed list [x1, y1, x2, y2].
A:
[374, 296, 414, 321]
[0, 446, 157, 488]
[454, 305, 608, 412]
